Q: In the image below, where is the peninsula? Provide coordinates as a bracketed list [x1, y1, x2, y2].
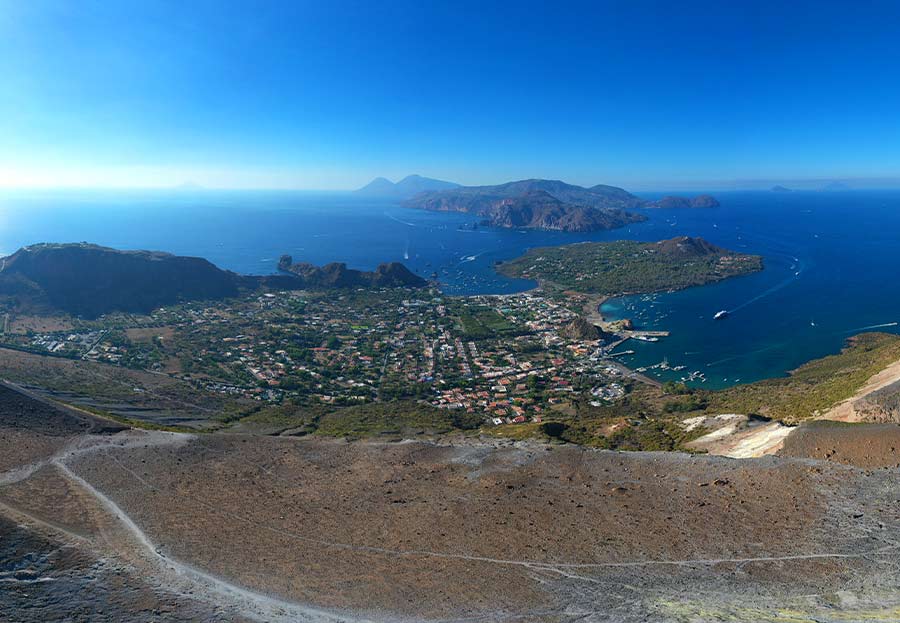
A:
[496, 236, 762, 295]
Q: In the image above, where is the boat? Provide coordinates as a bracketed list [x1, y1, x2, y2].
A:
[713, 310, 729, 320]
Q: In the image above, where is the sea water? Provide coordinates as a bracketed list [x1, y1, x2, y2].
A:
[1, 187, 898, 387]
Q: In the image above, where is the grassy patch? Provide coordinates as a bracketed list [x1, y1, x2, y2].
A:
[241, 400, 483, 439]
[457, 308, 522, 340]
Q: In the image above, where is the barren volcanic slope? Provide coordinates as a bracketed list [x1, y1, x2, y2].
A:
[5, 377, 900, 623]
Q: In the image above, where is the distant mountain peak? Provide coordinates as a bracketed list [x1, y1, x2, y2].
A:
[356, 175, 460, 198]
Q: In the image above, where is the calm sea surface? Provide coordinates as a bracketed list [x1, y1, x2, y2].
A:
[1, 188, 898, 388]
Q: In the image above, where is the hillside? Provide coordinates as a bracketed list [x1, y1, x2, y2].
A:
[497, 236, 762, 295]
[0, 244, 426, 319]
[356, 174, 459, 198]
[277, 255, 427, 288]
[0, 244, 254, 318]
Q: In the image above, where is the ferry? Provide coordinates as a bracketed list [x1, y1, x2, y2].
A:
[713, 310, 729, 320]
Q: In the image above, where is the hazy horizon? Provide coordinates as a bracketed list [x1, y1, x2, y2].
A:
[3, 1, 900, 191]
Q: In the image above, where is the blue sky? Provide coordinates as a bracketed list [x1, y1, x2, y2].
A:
[2, 0, 900, 190]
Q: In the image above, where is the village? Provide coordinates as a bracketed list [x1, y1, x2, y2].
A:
[5, 287, 639, 426]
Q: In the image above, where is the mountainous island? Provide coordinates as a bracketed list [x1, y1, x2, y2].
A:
[277, 255, 427, 288]
[771, 184, 792, 192]
[0, 244, 424, 319]
[497, 236, 762, 295]
[401, 178, 719, 232]
[356, 174, 459, 198]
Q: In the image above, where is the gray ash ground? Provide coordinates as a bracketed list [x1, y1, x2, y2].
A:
[0, 516, 244, 623]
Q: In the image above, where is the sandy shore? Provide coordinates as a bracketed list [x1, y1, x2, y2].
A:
[582, 294, 609, 325]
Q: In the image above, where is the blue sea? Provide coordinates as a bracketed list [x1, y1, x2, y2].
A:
[1, 188, 899, 388]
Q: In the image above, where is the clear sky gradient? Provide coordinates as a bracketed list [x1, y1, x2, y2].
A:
[2, 1, 900, 190]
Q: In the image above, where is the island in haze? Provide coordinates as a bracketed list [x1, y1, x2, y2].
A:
[0, 243, 424, 319]
[355, 174, 460, 198]
[401, 178, 719, 232]
[771, 184, 793, 192]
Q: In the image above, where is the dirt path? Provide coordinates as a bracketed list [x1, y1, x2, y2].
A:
[54, 459, 365, 623]
[0, 428, 368, 623]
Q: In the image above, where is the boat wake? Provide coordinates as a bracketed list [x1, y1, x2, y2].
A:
[384, 212, 417, 227]
[726, 255, 805, 316]
[843, 321, 899, 333]
[457, 251, 488, 265]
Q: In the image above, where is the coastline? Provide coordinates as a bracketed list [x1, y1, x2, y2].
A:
[583, 294, 609, 325]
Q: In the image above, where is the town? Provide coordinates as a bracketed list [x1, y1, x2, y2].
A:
[5, 287, 637, 426]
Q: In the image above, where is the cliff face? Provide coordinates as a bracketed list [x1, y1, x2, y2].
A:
[0, 244, 246, 318]
[480, 191, 645, 232]
[277, 256, 427, 288]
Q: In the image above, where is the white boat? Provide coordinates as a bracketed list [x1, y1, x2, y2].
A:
[714, 310, 729, 320]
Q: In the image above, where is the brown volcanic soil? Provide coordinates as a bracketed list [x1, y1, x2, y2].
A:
[0, 513, 253, 623]
[6, 381, 900, 621]
[67, 435, 900, 621]
[0, 384, 257, 622]
[780, 421, 900, 468]
[0, 381, 124, 473]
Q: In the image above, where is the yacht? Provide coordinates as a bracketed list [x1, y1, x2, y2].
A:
[714, 310, 729, 320]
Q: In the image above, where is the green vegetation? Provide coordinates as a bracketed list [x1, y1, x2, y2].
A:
[242, 400, 483, 438]
[457, 307, 522, 340]
[482, 387, 707, 451]
[707, 332, 900, 423]
[497, 238, 762, 295]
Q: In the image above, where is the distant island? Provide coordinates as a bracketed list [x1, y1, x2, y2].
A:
[356, 174, 459, 198]
[771, 185, 792, 192]
[0, 243, 424, 319]
[643, 194, 720, 209]
[402, 178, 719, 232]
[277, 255, 427, 288]
[497, 236, 762, 296]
